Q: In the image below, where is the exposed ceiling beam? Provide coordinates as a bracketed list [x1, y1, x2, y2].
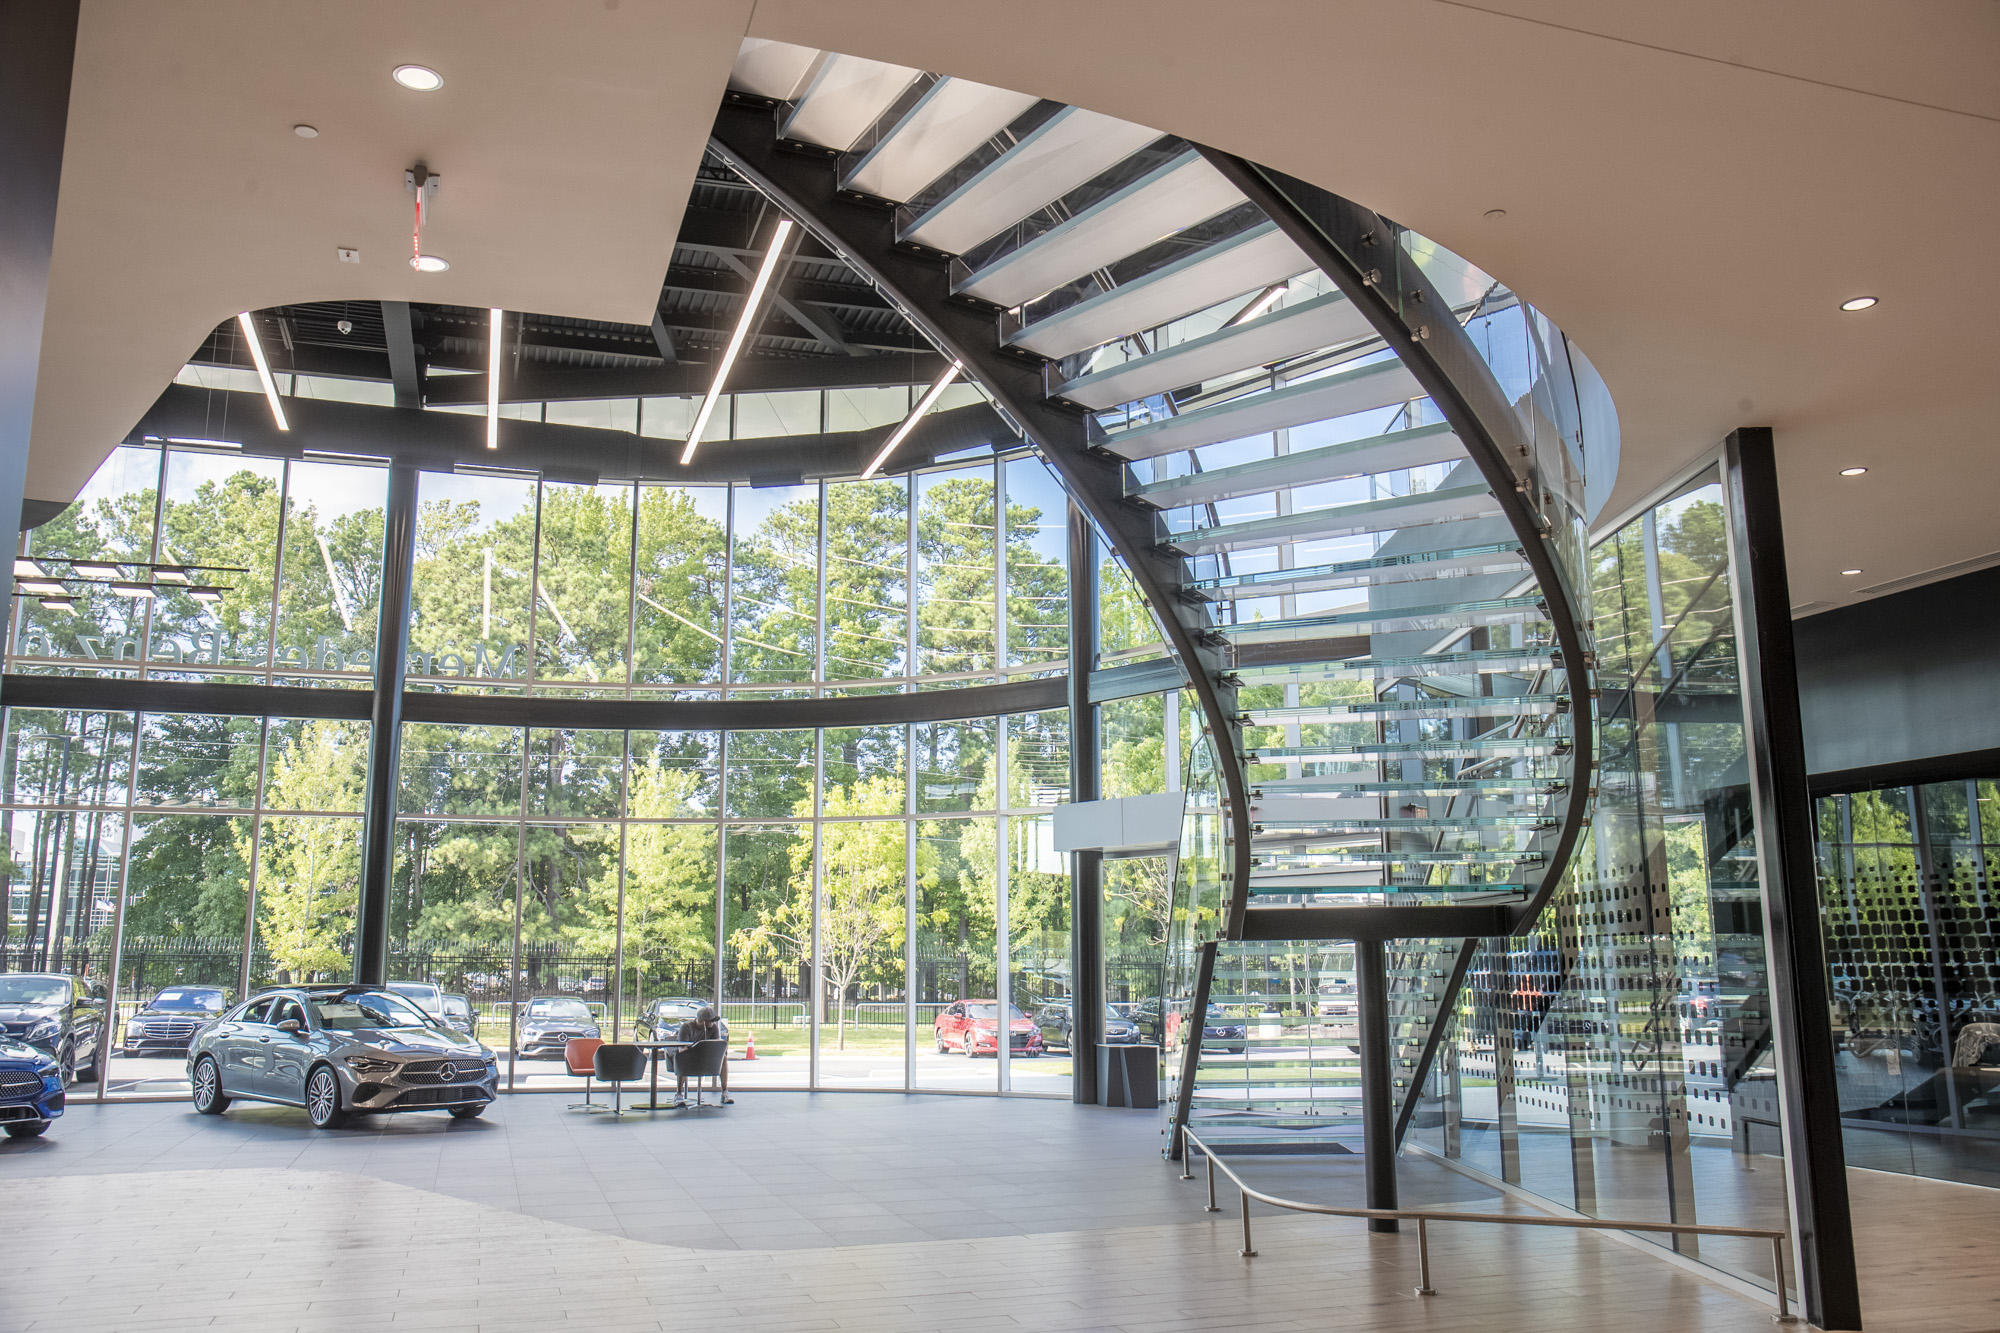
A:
[648, 308, 677, 363]
[417, 352, 950, 404]
[711, 249, 859, 356]
[380, 300, 422, 409]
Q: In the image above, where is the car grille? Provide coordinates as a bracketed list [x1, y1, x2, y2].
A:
[0, 1070, 43, 1098]
[399, 1058, 485, 1086]
[0, 1021, 33, 1038]
[134, 1018, 203, 1042]
[1009, 1033, 1033, 1048]
[527, 1029, 580, 1045]
[394, 1084, 486, 1107]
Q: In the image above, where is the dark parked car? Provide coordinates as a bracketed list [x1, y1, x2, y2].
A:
[1130, 1000, 1245, 1046]
[441, 993, 478, 1038]
[517, 996, 601, 1058]
[934, 1000, 1042, 1057]
[0, 1035, 64, 1139]
[0, 973, 107, 1084]
[1034, 1001, 1143, 1052]
[122, 985, 230, 1057]
[188, 986, 497, 1129]
[634, 997, 723, 1043]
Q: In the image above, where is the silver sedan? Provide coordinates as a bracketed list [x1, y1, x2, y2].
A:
[188, 986, 498, 1128]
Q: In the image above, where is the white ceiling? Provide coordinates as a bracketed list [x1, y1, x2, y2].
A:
[32, 0, 2000, 612]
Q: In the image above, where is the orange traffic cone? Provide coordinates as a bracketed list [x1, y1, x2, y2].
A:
[743, 1033, 757, 1060]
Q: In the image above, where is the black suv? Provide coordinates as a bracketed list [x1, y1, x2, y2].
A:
[0, 973, 108, 1084]
[122, 985, 231, 1058]
[1035, 1001, 1144, 1052]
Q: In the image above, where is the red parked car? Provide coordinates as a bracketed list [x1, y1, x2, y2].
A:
[933, 1000, 1043, 1058]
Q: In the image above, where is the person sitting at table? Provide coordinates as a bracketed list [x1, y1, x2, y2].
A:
[666, 1005, 732, 1106]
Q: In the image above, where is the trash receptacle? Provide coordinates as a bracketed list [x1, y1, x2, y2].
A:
[1098, 1043, 1159, 1108]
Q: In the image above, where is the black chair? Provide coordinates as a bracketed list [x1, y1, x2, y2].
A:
[671, 1038, 728, 1108]
[591, 1043, 647, 1117]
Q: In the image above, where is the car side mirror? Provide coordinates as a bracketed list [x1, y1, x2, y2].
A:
[277, 1019, 305, 1035]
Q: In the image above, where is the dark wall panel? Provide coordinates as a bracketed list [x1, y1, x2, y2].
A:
[1795, 564, 2000, 780]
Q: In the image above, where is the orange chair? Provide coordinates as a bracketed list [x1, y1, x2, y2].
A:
[565, 1037, 606, 1110]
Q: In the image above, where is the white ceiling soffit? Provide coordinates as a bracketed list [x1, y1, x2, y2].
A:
[741, 0, 2000, 611]
[729, 38, 823, 101]
[30, 0, 754, 505]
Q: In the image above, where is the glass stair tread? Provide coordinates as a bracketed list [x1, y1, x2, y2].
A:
[1231, 647, 1558, 684]
[1256, 848, 1542, 865]
[899, 106, 1163, 255]
[1165, 483, 1499, 557]
[1057, 289, 1375, 411]
[1244, 692, 1565, 724]
[1252, 779, 1560, 796]
[1132, 422, 1464, 512]
[779, 53, 924, 152]
[1253, 737, 1568, 760]
[952, 150, 1242, 308]
[1184, 541, 1527, 602]
[841, 77, 1042, 203]
[1216, 593, 1543, 644]
[1005, 220, 1309, 360]
[1254, 815, 1556, 831]
[1099, 357, 1423, 462]
[1244, 881, 1529, 895]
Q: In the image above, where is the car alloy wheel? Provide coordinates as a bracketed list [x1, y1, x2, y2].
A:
[935, 1031, 948, 1054]
[962, 1034, 977, 1058]
[306, 1065, 348, 1129]
[192, 1056, 229, 1115]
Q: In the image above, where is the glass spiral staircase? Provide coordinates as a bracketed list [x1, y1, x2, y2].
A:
[718, 41, 1600, 1152]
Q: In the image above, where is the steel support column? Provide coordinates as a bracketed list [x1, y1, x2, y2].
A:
[1721, 427, 1861, 1331]
[353, 463, 418, 985]
[1356, 937, 1400, 1232]
[1068, 501, 1104, 1104]
[0, 0, 78, 675]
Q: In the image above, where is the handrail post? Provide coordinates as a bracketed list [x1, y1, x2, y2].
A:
[1238, 1188, 1257, 1257]
[1415, 1217, 1435, 1296]
[1772, 1236, 1797, 1323]
[1206, 1148, 1219, 1212]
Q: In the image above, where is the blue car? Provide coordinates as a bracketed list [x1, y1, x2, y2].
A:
[0, 1035, 64, 1139]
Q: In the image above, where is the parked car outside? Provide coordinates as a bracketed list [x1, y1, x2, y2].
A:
[188, 986, 497, 1129]
[634, 998, 723, 1043]
[122, 985, 230, 1057]
[1316, 978, 1359, 1018]
[517, 996, 601, 1058]
[1034, 1001, 1143, 1052]
[934, 1000, 1043, 1057]
[440, 993, 478, 1038]
[0, 1034, 64, 1138]
[1130, 1000, 1246, 1045]
[0, 973, 107, 1084]
[386, 981, 446, 1018]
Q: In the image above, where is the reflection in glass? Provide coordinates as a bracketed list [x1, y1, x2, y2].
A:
[410, 470, 536, 689]
[730, 484, 819, 687]
[533, 481, 633, 688]
[159, 450, 285, 676]
[724, 823, 811, 1085]
[14, 445, 158, 670]
[273, 459, 386, 683]
[916, 466, 997, 680]
[823, 478, 908, 681]
[632, 485, 727, 685]
[915, 817, 997, 1091]
[1005, 457, 1069, 671]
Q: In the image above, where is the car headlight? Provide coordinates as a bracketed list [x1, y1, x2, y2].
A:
[585, 1027, 601, 1038]
[25, 1019, 58, 1042]
[126, 1022, 149, 1037]
[344, 1055, 398, 1075]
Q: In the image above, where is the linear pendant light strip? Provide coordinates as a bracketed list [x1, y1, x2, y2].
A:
[681, 217, 795, 465]
[236, 311, 289, 431]
[486, 307, 503, 449]
[862, 360, 962, 478]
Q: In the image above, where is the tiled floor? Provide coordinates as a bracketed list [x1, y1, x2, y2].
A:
[3, 1091, 1990, 1332]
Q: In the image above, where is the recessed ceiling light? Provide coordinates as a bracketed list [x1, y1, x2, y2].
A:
[410, 254, 450, 273]
[393, 64, 443, 91]
[1839, 466, 1868, 476]
[1840, 296, 1878, 312]
[293, 124, 318, 139]
[1841, 568, 1864, 576]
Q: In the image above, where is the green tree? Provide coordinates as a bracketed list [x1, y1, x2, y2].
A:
[250, 721, 366, 981]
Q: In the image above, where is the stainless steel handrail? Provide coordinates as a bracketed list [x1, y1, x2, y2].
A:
[1181, 1129, 1797, 1323]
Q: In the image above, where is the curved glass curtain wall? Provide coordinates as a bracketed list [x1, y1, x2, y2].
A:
[1, 432, 1091, 1100]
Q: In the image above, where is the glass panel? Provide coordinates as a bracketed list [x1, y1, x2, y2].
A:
[632, 485, 728, 686]
[1007, 709, 1071, 810]
[1004, 456, 1069, 672]
[399, 723, 523, 819]
[109, 813, 248, 1098]
[914, 718, 996, 814]
[724, 729, 815, 820]
[1008, 811, 1070, 1095]
[533, 481, 634, 689]
[2, 708, 135, 808]
[1101, 694, 1168, 798]
[410, 470, 537, 690]
[915, 816, 998, 1091]
[388, 819, 518, 1062]
[525, 729, 625, 821]
[729, 484, 819, 687]
[823, 478, 909, 682]
[262, 719, 369, 813]
[827, 385, 910, 433]
[134, 713, 262, 810]
[14, 445, 158, 672]
[723, 823, 811, 1087]
[156, 450, 286, 677]
[823, 725, 905, 816]
[815, 818, 908, 1087]
[1097, 550, 1166, 667]
[252, 816, 360, 986]
[916, 465, 997, 681]
[629, 730, 720, 818]
[272, 459, 387, 685]
[514, 822, 619, 1089]
[733, 390, 821, 439]
[544, 398, 638, 432]
[620, 811, 717, 1049]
